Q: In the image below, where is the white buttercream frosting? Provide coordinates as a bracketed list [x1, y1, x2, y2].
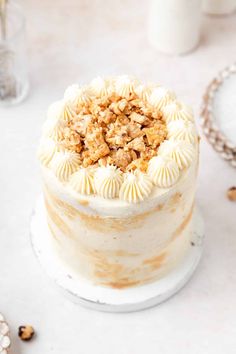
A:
[47, 100, 64, 120]
[148, 155, 180, 188]
[94, 166, 123, 199]
[167, 119, 197, 144]
[51, 151, 81, 182]
[148, 87, 176, 110]
[42, 116, 65, 141]
[69, 168, 94, 195]
[115, 75, 139, 99]
[90, 77, 111, 97]
[46, 99, 76, 123]
[158, 139, 195, 170]
[43, 100, 76, 138]
[37, 138, 62, 167]
[59, 101, 77, 123]
[119, 170, 153, 203]
[135, 84, 153, 101]
[64, 84, 91, 108]
[162, 101, 194, 123]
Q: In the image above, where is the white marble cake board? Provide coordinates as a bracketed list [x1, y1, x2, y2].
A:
[30, 196, 204, 313]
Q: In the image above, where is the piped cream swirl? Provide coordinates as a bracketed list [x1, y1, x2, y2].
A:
[94, 166, 123, 199]
[90, 77, 111, 97]
[167, 119, 197, 144]
[59, 101, 77, 123]
[69, 168, 94, 195]
[43, 100, 76, 138]
[115, 75, 139, 99]
[162, 101, 194, 123]
[37, 138, 62, 167]
[64, 84, 91, 108]
[148, 87, 176, 110]
[51, 151, 81, 182]
[158, 139, 195, 170]
[47, 99, 76, 123]
[42, 116, 65, 141]
[47, 100, 63, 120]
[119, 170, 153, 203]
[135, 84, 153, 101]
[148, 156, 180, 188]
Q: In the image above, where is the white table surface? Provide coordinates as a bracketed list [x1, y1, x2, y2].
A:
[0, 1, 236, 353]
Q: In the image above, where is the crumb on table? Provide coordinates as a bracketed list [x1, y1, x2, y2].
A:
[227, 186, 236, 202]
[18, 325, 35, 341]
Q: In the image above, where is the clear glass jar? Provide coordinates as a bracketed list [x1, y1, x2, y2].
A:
[0, 1, 29, 106]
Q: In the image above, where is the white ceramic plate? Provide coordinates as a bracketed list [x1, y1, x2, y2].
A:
[201, 62, 236, 167]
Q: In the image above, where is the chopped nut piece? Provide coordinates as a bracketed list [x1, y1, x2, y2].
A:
[98, 157, 109, 167]
[83, 125, 110, 164]
[151, 109, 163, 120]
[143, 123, 167, 148]
[227, 187, 236, 201]
[118, 99, 128, 112]
[62, 128, 83, 153]
[109, 149, 133, 170]
[127, 122, 144, 139]
[109, 101, 127, 115]
[127, 158, 148, 172]
[130, 112, 147, 124]
[18, 325, 35, 341]
[127, 137, 146, 152]
[105, 123, 130, 148]
[116, 114, 130, 126]
[73, 114, 92, 136]
[140, 147, 157, 161]
[98, 110, 115, 125]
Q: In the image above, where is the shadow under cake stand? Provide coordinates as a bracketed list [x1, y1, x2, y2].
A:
[30, 196, 204, 313]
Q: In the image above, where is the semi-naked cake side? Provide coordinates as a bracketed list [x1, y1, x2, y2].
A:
[38, 76, 199, 289]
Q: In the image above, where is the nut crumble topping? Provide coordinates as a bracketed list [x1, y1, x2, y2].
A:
[55, 84, 168, 172]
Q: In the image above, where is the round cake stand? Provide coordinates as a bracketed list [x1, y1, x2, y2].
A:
[30, 196, 204, 313]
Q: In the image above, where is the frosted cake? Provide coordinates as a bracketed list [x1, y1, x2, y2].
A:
[38, 76, 199, 289]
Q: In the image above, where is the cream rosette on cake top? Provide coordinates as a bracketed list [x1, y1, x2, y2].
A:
[167, 119, 197, 144]
[134, 84, 154, 101]
[37, 138, 63, 167]
[148, 155, 180, 188]
[38, 75, 198, 203]
[43, 99, 78, 140]
[64, 85, 91, 109]
[114, 75, 140, 99]
[148, 87, 176, 110]
[162, 100, 194, 123]
[119, 170, 153, 203]
[94, 166, 123, 199]
[43, 102, 66, 141]
[47, 99, 77, 123]
[158, 139, 195, 170]
[90, 77, 113, 98]
[69, 167, 95, 195]
[50, 150, 81, 182]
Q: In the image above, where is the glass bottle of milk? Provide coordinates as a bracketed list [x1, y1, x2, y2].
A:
[148, 0, 202, 55]
[202, 0, 236, 15]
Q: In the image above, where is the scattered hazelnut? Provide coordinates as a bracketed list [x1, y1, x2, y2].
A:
[18, 325, 35, 341]
[227, 187, 236, 202]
